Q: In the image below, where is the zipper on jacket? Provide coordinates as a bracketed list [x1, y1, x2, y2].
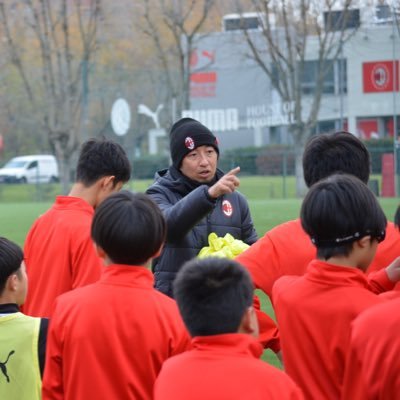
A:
[207, 196, 219, 236]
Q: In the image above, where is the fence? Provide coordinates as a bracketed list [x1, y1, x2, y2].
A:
[0, 143, 396, 202]
[130, 144, 395, 198]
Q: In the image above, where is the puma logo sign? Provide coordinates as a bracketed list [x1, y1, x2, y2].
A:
[0, 350, 15, 383]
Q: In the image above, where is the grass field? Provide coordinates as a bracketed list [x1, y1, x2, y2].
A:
[0, 176, 398, 367]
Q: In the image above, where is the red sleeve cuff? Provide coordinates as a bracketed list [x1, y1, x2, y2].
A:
[367, 268, 395, 294]
[255, 308, 281, 353]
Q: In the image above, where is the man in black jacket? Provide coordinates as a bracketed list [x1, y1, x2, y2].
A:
[147, 118, 258, 297]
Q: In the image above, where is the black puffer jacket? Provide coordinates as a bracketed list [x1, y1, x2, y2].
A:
[146, 166, 258, 297]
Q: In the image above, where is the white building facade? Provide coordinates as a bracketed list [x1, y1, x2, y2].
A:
[184, 9, 400, 150]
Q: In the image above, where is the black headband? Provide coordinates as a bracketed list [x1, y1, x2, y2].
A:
[311, 229, 386, 246]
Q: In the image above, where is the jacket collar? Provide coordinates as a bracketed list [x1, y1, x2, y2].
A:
[0, 303, 20, 314]
[99, 265, 154, 288]
[305, 259, 369, 289]
[54, 195, 94, 214]
[191, 333, 263, 359]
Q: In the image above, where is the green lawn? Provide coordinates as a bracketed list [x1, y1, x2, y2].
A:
[0, 202, 51, 245]
[0, 177, 398, 368]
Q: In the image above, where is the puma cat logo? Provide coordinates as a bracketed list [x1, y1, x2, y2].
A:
[0, 350, 15, 383]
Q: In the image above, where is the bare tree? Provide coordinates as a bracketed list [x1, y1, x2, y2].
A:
[138, 0, 216, 125]
[237, 0, 360, 195]
[0, 0, 102, 193]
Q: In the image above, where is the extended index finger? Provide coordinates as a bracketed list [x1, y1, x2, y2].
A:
[226, 166, 241, 176]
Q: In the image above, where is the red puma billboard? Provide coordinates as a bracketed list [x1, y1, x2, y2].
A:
[190, 49, 217, 97]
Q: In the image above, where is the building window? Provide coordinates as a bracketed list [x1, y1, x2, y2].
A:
[311, 120, 337, 136]
[336, 58, 347, 95]
[300, 59, 346, 95]
[269, 126, 282, 144]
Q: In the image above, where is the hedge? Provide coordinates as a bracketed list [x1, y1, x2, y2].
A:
[131, 138, 396, 178]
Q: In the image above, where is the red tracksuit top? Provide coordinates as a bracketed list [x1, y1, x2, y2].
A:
[236, 219, 398, 351]
[154, 333, 304, 400]
[23, 196, 104, 317]
[341, 298, 400, 399]
[237, 219, 400, 298]
[272, 260, 386, 400]
[42, 265, 191, 400]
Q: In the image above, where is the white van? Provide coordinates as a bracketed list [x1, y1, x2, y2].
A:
[0, 155, 59, 184]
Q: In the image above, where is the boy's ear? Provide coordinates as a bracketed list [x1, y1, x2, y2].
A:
[152, 244, 164, 259]
[356, 235, 372, 249]
[239, 306, 259, 337]
[101, 175, 115, 190]
[6, 274, 19, 292]
[94, 244, 107, 259]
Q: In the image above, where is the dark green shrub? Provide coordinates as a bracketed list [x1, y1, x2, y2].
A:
[256, 145, 295, 176]
[219, 147, 263, 175]
[364, 138, 394, 174]
[132, 156, 169, 179]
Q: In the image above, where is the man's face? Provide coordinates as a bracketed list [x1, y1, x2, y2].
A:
[180, 145, 218, 183]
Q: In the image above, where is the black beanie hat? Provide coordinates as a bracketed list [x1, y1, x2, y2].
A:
[169, 118, 219, 168]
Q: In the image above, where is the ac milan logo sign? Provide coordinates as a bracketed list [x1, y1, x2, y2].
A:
[185, 137, 195, 150]
[222, 200, 233, 217]
[372, 64, 390, 90]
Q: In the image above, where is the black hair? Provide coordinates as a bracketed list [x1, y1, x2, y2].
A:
[76, 138, 131, 186]
[301, 174, 387, 260]
[0, 237, 24, 295]
[303, 131, 370, 188]
[91, 191, 166, 265]
[173, 257, 254, 337]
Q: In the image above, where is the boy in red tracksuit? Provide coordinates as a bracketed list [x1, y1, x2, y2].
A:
[154, 257, 304, 400]
[272, 174, 400, 400]
[237, 132, 400, 298]
[341, 297, 400, 399]
[42, 191, 190, 400]
[23, 138, 131, 318]
[237, 132, 400, 346]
